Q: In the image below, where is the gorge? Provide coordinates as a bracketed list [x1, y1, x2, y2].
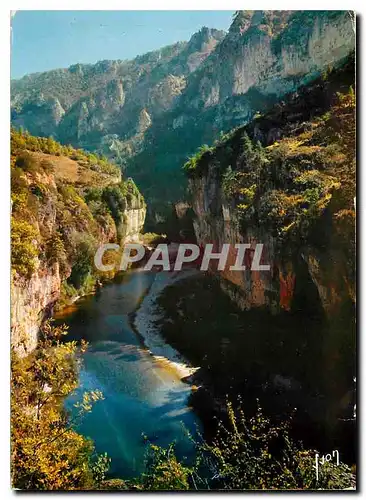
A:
[11, 10, 356, 490]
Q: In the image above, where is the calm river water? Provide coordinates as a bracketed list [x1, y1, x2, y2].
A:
[55, 270, 200, 479]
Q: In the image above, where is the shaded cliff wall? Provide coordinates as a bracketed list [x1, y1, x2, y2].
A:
[191, 174, 300, 314]
[188, 63, 356, 437]
[11, 143, 146, 355]
[128, 11, 355, 213]
[190, 174, 353, 319]
[188, 59, 355, 321]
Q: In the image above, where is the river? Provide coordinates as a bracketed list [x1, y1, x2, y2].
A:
[54, 265, 356, 481]
[55, 269, 200, 479]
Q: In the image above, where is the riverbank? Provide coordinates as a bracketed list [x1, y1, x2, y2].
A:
[150, 272, 356, 464]
[54, 269, 201, 479]
[133, 268, 200, 380]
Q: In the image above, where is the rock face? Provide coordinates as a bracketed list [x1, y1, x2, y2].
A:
[11, 263, 62, 355]
[12, 200, 146, 356]
[128, 10, 355, 215]
[188, 58, 355, 323]
[190, 173, 295, 314]
[123, 207, 147, 243]
[11, 28, 225, 154]
[10, 148, 146, 356]
[11, 201, 146, 356]
[191, 173, 347, 317]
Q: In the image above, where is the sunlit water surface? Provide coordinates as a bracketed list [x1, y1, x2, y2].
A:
[55, 270, 200, 479]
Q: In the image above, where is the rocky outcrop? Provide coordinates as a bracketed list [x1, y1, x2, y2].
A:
[11, 146, 146, 355]
[188, 58, 355, 321]
[128, 11, 355, 214]
[11, 28, 224, 153]
[193, 11, 355, 109]
[123, 206, 147, 243]
[190, 174, 290, 313]
[11, 262, 61, 355]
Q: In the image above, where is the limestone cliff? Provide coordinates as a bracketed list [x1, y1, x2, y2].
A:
[11, 131, 146, 355]
[187, 57, 355, 324]
[11, 13, 355, 218]
[128, 11, 355, 217]
[11, 28, 225, 154]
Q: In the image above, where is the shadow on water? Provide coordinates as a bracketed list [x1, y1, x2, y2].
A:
[56, 270, 200, 479]
[155, 272, 356, 464]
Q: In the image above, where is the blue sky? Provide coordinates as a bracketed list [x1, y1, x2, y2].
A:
[11, 10, 234, 79]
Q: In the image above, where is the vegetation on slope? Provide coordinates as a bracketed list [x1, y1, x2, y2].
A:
[11, 321, 108, 490]
[184, 83, 355, 253]
[12, 323, 354, 490]
[11, 128, 121, 177]
[11, 129, 144, 301]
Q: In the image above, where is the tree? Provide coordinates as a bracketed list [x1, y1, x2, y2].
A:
[141, 443, 192, 491]
[241, 132, 254, 161]
[11, 321, 103, 490]
[11, 218, 39, 278]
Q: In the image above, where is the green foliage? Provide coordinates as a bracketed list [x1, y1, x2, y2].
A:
[11, 321, 104, 490]
[11, 167, 28, 194]
[45, 232, 68, 273]
[141, 443, 192, 491]
[126, 403, 354, 491]
[68, 233, 97, 290]
[84, 187, 103, 205]
[141, 232, 167, 246]
[90, 453, 111, 484]
[102, 185, 127, 223]
[184, 89, 355, 246]
[11, 128, 121, 178]
[183, 144, 214, 175]
[124, 177, 144, 205]
[198, 401, 353, 490]
[11, 129, 143, 293]
[56, 281, 79, 310]
[222, 166, 238, 197]
[11, 218, 39, 278]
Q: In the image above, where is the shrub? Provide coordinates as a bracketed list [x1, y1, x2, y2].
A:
[141, 443, 192, 491]
[11, 321, 103, 490]
[68, 233, 97, 290]
[198, 401, 354, 490]
[15, 152, 39, 174]
[45, 232, 68, 273]
[183, 145, 214, 175]
[11, 218, 39, 278]
[102, 184, 127, 223]
[11, 166, 28, 194]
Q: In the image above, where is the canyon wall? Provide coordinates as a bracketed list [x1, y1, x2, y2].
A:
[11, 202, 146, 355]
[11, 13, 355, 215]
[11, 143, 146, 355]
[191, 174, 353, 319]
[128, 11, 355, 214]
[188, 58, 355, 322]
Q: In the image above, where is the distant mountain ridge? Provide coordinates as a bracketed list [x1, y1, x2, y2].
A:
[11, 11, 355, 221]
[11, 27, 225, 154]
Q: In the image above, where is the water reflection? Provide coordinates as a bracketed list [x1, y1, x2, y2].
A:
[57, 270, 200, 478]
